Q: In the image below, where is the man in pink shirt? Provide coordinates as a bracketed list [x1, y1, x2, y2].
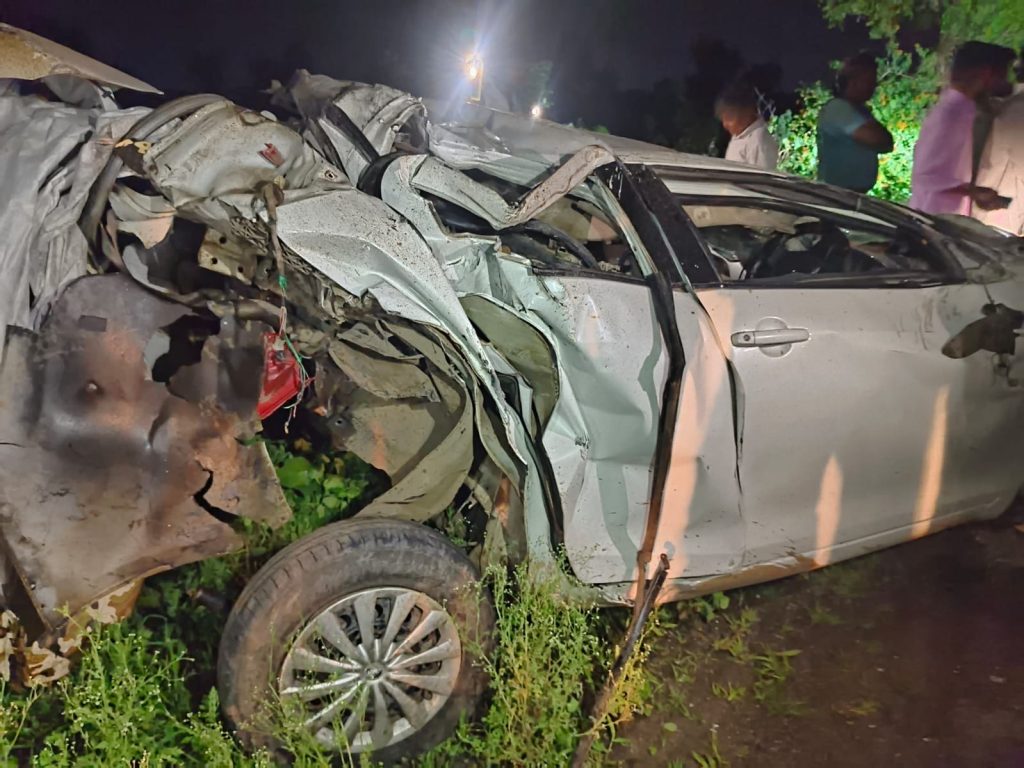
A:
[910, 42, 1015, 215]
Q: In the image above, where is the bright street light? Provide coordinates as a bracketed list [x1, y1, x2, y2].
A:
[530, 103, 543, 119]
[464, 52, 484, 102]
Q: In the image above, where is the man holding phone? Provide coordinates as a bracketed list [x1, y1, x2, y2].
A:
[910, 41, 1015, 216]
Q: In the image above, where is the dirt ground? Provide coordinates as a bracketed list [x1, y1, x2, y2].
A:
[612, 500, 1024, 768]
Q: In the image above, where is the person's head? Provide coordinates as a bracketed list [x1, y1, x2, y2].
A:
[950, 41, 1015, 98]
[836, 52, 878, 103]
[715, 83, 759, 137]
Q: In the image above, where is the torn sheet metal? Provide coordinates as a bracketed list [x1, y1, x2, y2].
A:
[141, 100, 348, 222]
[461, 294, 560, 432]
[281, 251, 496, 523]
[410, 145, 614, 231]
[272, 71, 427, 184]
[0, 274, 289, 629]
[352, 325, 475, 520]
[90, 84, 530, 531]
[0, 93, 148, 348]
[272, 185, 531, 530]
[0, 24, 160, 94]
[108, 186, 176, 247]
[378, 154, 520, 302]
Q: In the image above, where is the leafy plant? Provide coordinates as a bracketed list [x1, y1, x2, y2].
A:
[838, 698, 881, 717]
[771, 46, 940, 203]
[808, 602, 843, 625]
[711, 682, 747, 703]
[711, 608, 759, 662]
[693, 592, 731, 623]
[691, 728, 727, 768]
[0, 680, 39, 766]
[819, 0, 1024, 49]
[751, 649, 803, 715]
[3, 620, 270, 767]
[426, 563, 602, 766]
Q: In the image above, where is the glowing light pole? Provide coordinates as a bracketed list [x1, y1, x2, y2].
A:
[464, 52, 484, 103]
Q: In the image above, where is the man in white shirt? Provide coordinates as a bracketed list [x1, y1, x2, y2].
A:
[716, 82, 779, 170]
[974, 50, 1024, 234]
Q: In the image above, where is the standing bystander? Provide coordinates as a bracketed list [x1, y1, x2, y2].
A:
[909, 41, 1015, 215]
[974, 49, 1024, 234]
[716, 82, 779, 171]
[817, 52, 894, 193]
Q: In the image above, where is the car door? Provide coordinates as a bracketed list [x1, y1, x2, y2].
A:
[480, 172, 744, 583]
[657, 173, 1024, 569]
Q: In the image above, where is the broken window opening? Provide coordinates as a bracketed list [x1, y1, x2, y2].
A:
[680, 199, 950, 284]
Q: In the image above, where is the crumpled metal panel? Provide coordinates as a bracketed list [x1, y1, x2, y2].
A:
[425, 99, 751, 175]
[0, 92, 148, 348]
[142, 100, 348, 217]
[410, 145, 614, 231]
[0, 24, 160, 94]
[490, 263, 669, 584]
[272, 71, 426, 184]
[352, 325, 476, 520]
[272, 177, 534, 533]
[280, 250, 487, 523]
[0, 274, 290, 628]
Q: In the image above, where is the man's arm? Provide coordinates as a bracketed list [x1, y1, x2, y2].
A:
[945, 183, 1009, 210]
[852, 119, 894, 153]
[822, 99, 893, 153]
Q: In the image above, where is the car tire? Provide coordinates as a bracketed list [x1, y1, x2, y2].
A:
[217, 518, 495, 764]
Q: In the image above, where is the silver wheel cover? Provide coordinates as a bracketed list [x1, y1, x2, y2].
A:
[279, 586, 462, 753]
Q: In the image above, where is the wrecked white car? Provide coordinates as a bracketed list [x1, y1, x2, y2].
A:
[0, 25, 1022, 762]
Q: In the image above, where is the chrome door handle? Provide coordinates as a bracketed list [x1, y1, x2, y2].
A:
[731, 328, 810, 347]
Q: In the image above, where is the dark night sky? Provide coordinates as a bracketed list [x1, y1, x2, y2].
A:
[1, 0, 873, 117]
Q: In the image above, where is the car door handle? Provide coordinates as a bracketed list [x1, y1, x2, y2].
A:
[731, 328, 810, 348]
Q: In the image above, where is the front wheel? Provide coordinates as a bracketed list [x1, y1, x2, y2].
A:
[217, 519, 494, 764]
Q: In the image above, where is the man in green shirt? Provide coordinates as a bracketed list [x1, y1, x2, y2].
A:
[817, 53, 894, 193]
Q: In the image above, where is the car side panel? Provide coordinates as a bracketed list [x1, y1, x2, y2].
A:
[698, 283, 1024, 567]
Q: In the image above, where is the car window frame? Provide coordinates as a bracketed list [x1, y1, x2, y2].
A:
[499, 171, 658, 285]
[646, 164, 967, 289]
[675, 193, 964, 289]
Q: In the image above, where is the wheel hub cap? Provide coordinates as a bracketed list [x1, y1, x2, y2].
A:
[278, 586, 462, 753]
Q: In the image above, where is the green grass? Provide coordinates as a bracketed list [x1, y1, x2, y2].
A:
[1, 620, 266, 768]
[419, 562, 656, 767]
[1, 441, 657, 767]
